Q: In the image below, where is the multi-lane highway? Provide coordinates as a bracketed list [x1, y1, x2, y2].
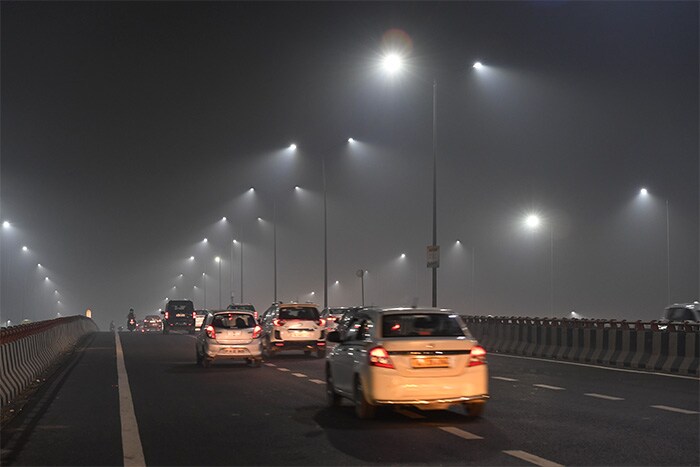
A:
[2, 331, 698, 466]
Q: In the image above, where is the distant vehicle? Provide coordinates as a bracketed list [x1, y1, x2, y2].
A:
[196, 311, 262, 368]
[334, 307, 365, 339]
[322, 306, 361, 332]
[127, 316, 137, 332]
[141, 315, 163, 332]
[194, 310, 208, 330]
[227, 303, 257, 319]
[162, 300, 195, 334]
[259, 302, 326, 358]
[663, 302, 700, 322]
[325, 307, 489, 419]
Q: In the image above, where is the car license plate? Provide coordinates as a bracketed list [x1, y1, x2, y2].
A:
[289, 331, 308, 337]
[411, 356, 449, 368]
[222, 348, 246, 355]
[176, 313, 186, 317]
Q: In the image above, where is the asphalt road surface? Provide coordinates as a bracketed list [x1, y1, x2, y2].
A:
[2, 331, 698, 466]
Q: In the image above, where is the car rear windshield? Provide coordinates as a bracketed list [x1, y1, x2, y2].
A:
[279, 307, 320, 320]
[212, 313, 255, 329]
[166, 301, 194, 313]
[666, 307, 698, 321]
[382, 313, 465, 338]
[228, 304, 255, 312]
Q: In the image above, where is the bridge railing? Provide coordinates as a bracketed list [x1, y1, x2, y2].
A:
[1, 315, 98, 406]
[461, 316, 699, 376]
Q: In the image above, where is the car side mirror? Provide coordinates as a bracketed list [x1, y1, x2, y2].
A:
[326, 331, 341, 343]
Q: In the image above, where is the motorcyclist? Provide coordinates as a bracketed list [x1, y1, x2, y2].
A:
[127, 308, 136, 331]
[109, 321, 115, 332]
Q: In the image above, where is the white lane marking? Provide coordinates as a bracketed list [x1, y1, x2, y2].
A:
[585, 393, 624, 401]
[276, 367, 290, 372]
[533, 384, 565, 391]
[490, 353, 700, 381]
[396, 408, 426, 419]
[651, 405, 700, 415]
[309, 379, 325, 385]
[292, 372, 307, 378]
[115, 333, 146, 467]
[504, 450, 564, 467]
[264, 363, 276, 367]
[492, 376, 518, 382]
[439, 426, 483, 440]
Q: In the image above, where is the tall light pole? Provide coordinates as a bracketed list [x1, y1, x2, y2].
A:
[380, 54, 484, 307]
[639, 188, 671, 305]
[356, 269, 366, 307]
[524, 213, 554, 316]
[230, 239, 235, 305]
[215, 257, 222, 309]
[202, 272, 207, 309]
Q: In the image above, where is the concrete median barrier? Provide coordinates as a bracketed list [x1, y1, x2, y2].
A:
[463, 316, 699, 376]
[0, 316, 98, 406]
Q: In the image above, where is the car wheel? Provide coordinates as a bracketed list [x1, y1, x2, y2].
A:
[163, 328, 169, 335]
[464, 401, 485, 418]
[202, 358, 212, 369]
[326, 367, 342, 407]
[196, 349, 203, 366]
[304, 350, 311, 357]
[250, 358, 262, 368]
[354, 376, 376, 419]
[317, 348, 327, 359]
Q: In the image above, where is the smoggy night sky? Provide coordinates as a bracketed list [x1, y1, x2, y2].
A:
[2, 1, 698, 329]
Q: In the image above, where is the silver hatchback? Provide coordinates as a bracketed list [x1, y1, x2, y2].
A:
[196, 311, 263, 368]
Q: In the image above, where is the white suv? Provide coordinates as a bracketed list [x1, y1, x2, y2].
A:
[260, 303, 327, 358]
[325, 307, 489, 419]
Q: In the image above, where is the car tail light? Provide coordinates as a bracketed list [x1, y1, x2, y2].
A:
[205, 325, 216, 339]
[368, 346, 394, 369]
[468, 345, 487, 367]
[164, 311, 169, 320]
[252, 325, 262, 339]
[192, 312, 196, 320]
[315, 318, 326, 327]
[273, 319, 286, 327]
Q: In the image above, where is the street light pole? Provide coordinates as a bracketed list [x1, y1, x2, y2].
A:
[431, 79, 438, 308]
[323, 155, 328, 310]
[274, 201, 278, 303]
[665, 199, 670, 305]
[217, 257, 222, 309]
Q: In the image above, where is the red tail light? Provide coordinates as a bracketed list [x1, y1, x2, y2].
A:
[192, 312, 196, 320]
[468, 345, 487, 367]
[368, 346, 394, 369]
[273, 319, 286, 327]
[205, 325, 216, 339]
[164, 311, 169, 320]
[315, 318, 326, 327]
[252, 325, 262, 339]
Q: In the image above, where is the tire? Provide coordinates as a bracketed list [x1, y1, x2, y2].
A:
[163, 328, 169, 335]
[202, 358, 212, 369]
[196, 348, 203, 366]
[317, 348, 327, 359]
[250, 358, 262, 368]
[326, 367, 342, 407]
[465, 401, 485, 418]
[354, 376, 376, 419]
[304, 350, 311, 357]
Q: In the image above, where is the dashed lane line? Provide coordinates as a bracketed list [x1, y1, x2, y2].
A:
[439, 426, 483, 440]
[533, 384, 565, 391]
[292, 372, 307, 378]
[276, 367, 290, 372]
[309, 379, 325, 385]
[503, 450, 564, 467]
[584, 393, 624, 401]
[264, 363, 276, 367]
[651, 405, 700, 415]
[115, 332, 146, 467]
[492, 376, 519, 382]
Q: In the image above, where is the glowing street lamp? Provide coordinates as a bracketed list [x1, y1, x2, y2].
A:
[637, 188, 671, 304]
[524, 213, 554, 315]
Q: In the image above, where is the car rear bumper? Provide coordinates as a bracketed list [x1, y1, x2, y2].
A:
[271, 340, 325, 350]
[205, 342, 262, 359]
[366, 366, 489, 405]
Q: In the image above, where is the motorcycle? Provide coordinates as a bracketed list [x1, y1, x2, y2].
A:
[127, 317, 136, 332]
[109, 321, 116, 332]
